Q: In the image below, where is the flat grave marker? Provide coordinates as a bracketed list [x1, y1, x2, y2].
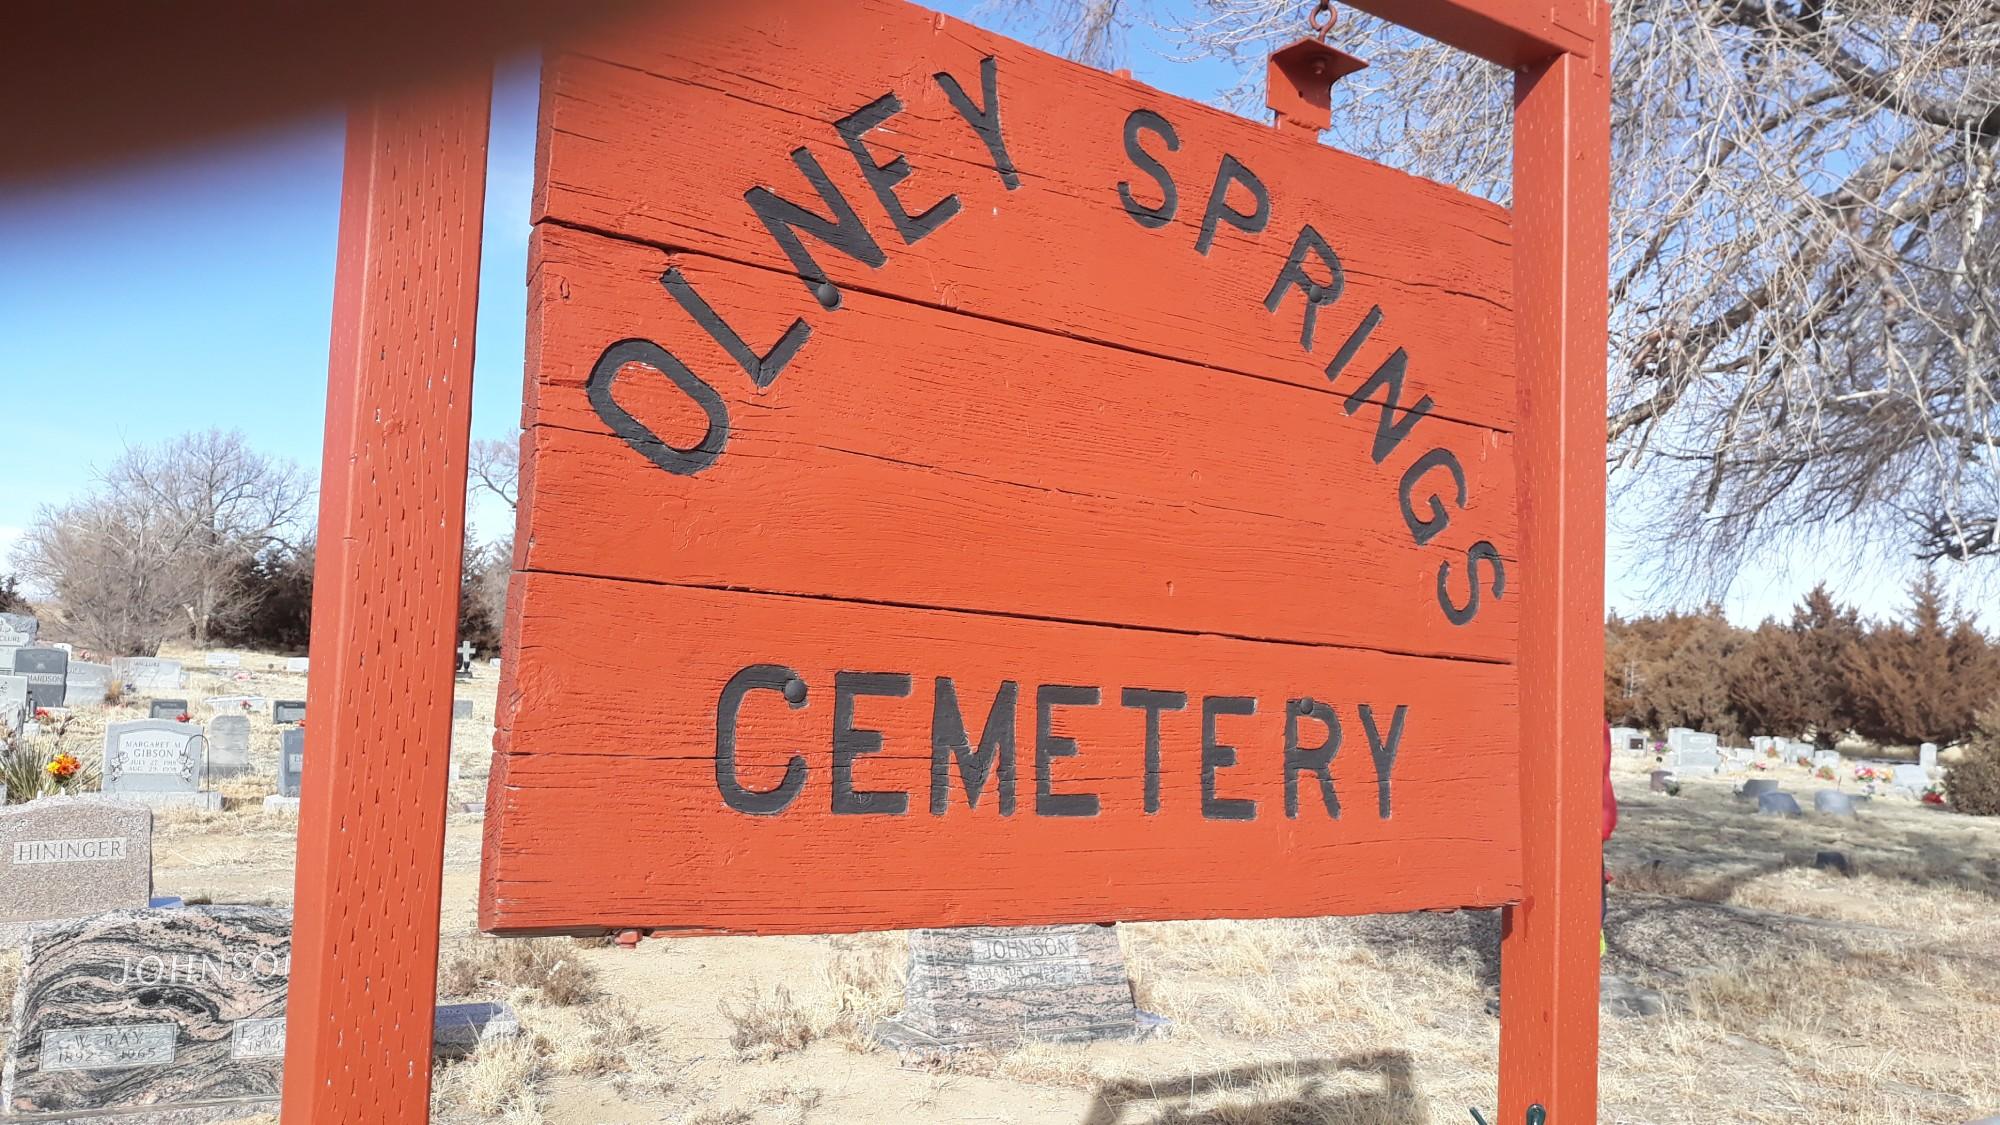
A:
[203, 652, 242, 669]
[0, 797, 153, 942]
[284, 657, 309, 674]
[272, 699, 307, 724]
[147, 699, 191, 721]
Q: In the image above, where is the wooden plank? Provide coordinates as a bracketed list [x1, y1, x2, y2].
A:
[523, 225, 1519, 661]
[282, 80, 489, 1123]
[1497, 41, 1609, 1124]
[535, 0, 1517, 431]
[1340, 0, 1598, 68]
[479, 573, 1522, 934]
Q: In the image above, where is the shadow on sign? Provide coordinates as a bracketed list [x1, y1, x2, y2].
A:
[1080, 1050, 1423, 1125]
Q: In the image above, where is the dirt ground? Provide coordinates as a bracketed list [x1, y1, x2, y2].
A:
[7, 646, 2000, 1124]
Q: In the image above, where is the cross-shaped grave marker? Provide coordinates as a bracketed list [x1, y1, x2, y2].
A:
[455, 641, 475, 680]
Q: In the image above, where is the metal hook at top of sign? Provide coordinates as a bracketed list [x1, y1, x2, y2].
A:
[1265, 0, 1368, 137]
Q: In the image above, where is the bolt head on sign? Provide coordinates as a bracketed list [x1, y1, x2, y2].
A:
[481, 0, 1523, 936]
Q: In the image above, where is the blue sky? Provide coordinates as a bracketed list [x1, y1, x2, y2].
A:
[0, 3, 1943, 623]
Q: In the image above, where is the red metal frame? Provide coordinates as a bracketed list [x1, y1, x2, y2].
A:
[288, 2, 1609, 1119]
[283, 77, 491, 1122]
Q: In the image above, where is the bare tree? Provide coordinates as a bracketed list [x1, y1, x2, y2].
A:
[103, 430, 312, 645]
[12, 493, 196, 655]
[1025, 0, 2000, 590]
[468, 437, 519, 512]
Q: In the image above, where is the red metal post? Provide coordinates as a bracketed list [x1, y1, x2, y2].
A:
[1498, 24, 1611, 1125]
[284, 78, 491, 1122]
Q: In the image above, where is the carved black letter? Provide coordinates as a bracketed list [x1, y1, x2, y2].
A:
[1200, 695, 1258, 821]
[1342, 348, 1435, 464]
[1398, 447, 1467, 546]
[836, 93, 962, 246]
[931, 678, 1018, 815]
[1121, 687, 1187, 815]
[1283, 697, 1341, 819]
[1438, 542, 1506, 626]
[1118, 110, 1180, 229]
[587, 339, 729, 477]
[1359, 704, 1408, 819]
[744, 147, 887, 311]
[1036, 684, 1100, 817]
[935, 56, 1020, 190]
[1264, 225, 1344, 351]
[1195, 155, 1269, 255]
[833, 671, 911, 815]
[661, 269, 809, 390]
[715, 664, 808, 815]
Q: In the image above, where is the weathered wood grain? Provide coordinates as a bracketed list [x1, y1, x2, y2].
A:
[535, 0, 1516, 429]
[479, 573, 1521, 934]
[522, 225, 1519, 661]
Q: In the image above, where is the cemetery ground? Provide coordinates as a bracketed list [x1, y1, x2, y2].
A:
[2, 656, 1996, 1124]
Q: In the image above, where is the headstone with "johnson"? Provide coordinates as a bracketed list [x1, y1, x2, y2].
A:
[874, 924, 1138, 1052]
[14, 647, 70, 711]
[1, 906, 291, 1120]
[0, 798, 153, 943]
[102, 720, 219, 811]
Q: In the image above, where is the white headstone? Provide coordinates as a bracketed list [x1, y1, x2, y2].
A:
[102, 721, 219, 811]
[1919, 743, 1938, 770]
[116, 657, 186, 693]
[204, 652, 242, 669]
[285, 657, 310, 674]
[1891, 764, 1929, 792]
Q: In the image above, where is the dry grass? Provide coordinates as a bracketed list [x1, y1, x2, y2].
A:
[721, 984, 819, 1061]
[438, 937, 598, 1007]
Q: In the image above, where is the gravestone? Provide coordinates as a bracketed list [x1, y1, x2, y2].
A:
[1649, 769, 1675, 793]
[102, 720, 219, 811]
[1665, 727, 1693, 754]
[284, 657, 309, 674]
[15, 646, 71, 711]
[1891, 764, 1930, 793]
[1, 906, 291, 1120]
[203, 652, 242, 669]
[1919, 743, 1939, 771]
[0, 798, 153, 942]
[452, 699, 474, 720]
[64, 661, 115, 707]
[1739, 778, 1781, 801]
[1670, 744, 1721, 775]
[1812, 750, 1840, 771]
[1750, 736, 1774, 756]
[0, 648, 13, 674]
[115, 657, 185, 693]
[874, 924, 1138, 1053]
[456, 641, 476, 680]
[146, 699, 191, 721]
[203, 695, 266, 712]
[205, 715, 253, 779]
[1608, 727, 1646, 757]
[1755, 791, 1803, 817]
[278, 728, 304, 799]
[1814, 790, 1857, 817]
[0, 611, 38, 648]
[272, 699, 307, 725]
[1, 674, 28, 731]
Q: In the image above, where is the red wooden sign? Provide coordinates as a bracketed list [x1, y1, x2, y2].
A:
[480, 0, 1529, 935]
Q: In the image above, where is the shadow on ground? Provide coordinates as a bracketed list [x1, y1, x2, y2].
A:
[1080, 1052, 1430, 1125]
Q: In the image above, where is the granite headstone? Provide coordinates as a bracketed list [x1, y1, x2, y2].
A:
[15, 647, 71, 711]
[146, 699, 191, 721]
[283, 657, 309, 674]
[64, 661, 115, 707]
[1649, 769, 1676, 792]
[271, 699, 306, 725]
[205, 715, 252, 779]
[874, 925, 1138, 1052]
[1892, 764, 1930, 792]
[1813, 790, 1857, 817]
[0, 611, 38, 648]
[0, 798, 153, 942]
[1919, 743, 1939, 771]
[1755, 791, 1803, 817]
[202, 652, 242, 669]
[1739, 778, 1781, 800]
[1, 906, 290, 1120]
[114, 658, 185, 694]
[1609, 727, 1647, 757]
[452, 699, 474, 720]
[202, 695, 266, 713]
[1, 674, 28, 731]
[278, 728, 304, 799]
[102, 720, 218, 810]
